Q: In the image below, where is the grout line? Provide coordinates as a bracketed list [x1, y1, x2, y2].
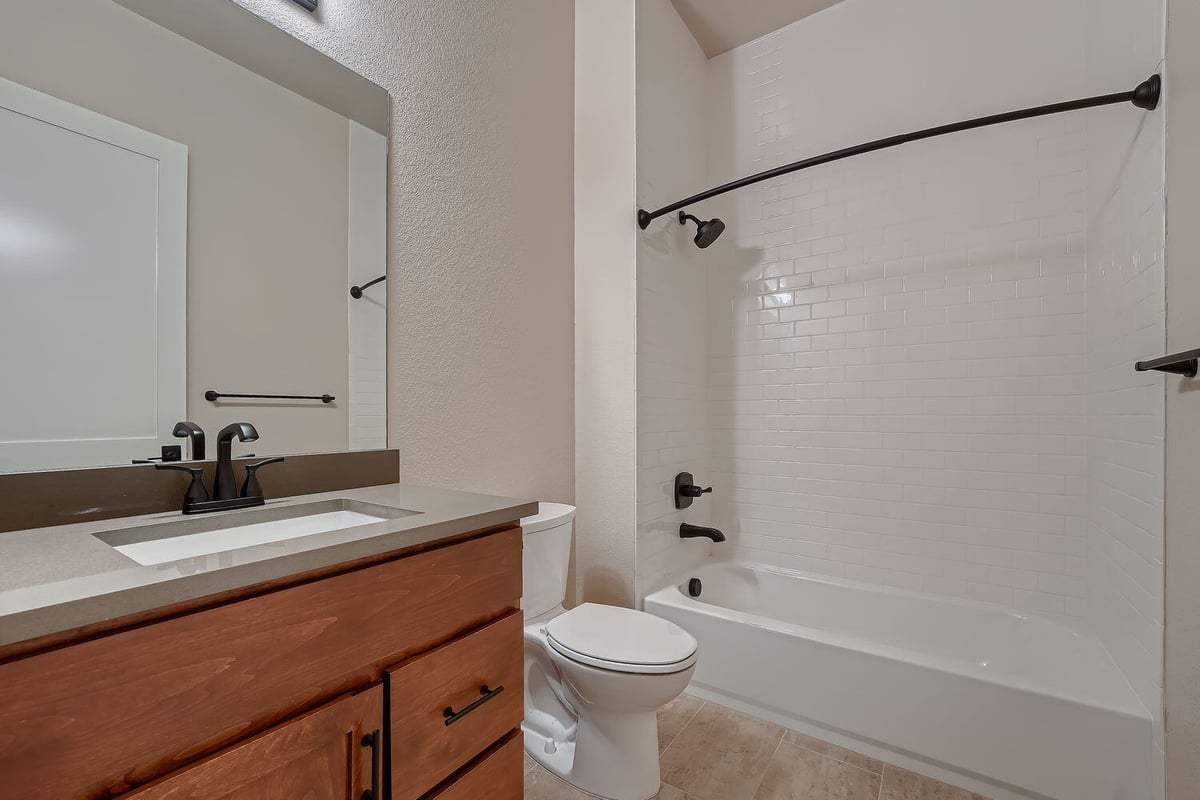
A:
[785, 740, 883, 778]
[657, 700, 700, 782]
[746, 728, 788, 800]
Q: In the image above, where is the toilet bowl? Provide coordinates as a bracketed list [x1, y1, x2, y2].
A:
[520, 504, 699, 800]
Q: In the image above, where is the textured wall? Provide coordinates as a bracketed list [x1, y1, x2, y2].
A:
[635, 0, 715, 599]
[703, 0, 1098, 618]
[231, 0, 575, 502]
[574, 0, 638, 607]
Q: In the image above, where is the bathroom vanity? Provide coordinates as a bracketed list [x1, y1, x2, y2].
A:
[0, 484, 536, 800]
[0, 3, 543, 796]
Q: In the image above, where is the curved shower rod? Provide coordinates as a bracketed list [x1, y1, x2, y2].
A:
[350, 274, 386, 299]
[637, 74, 1161, 232]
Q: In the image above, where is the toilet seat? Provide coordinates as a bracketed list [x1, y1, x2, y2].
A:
[544, 603, 698, 674]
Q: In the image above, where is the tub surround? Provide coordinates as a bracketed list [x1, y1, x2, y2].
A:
[0, 482, 537, 654]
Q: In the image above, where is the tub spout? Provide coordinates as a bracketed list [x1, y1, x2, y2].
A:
[680, 523, 725, 543]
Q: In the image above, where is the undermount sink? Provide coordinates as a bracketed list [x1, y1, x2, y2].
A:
[94, 499, 420, 566]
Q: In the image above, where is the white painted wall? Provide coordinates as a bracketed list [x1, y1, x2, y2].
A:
[575, 0, 639, 607]
[635, 0, 714, 598]
[232, 0, 575, 502]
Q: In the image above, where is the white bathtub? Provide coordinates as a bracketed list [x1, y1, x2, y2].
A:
[645, 562, 1153, 800]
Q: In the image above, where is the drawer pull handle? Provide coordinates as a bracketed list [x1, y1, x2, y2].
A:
[360, 729, 380, 800]
[443, 684, 504, 726]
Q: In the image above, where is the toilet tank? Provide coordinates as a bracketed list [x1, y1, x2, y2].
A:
[520, 502, 576, 618]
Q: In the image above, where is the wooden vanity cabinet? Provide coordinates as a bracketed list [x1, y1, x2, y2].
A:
[0, 526, 524, 800]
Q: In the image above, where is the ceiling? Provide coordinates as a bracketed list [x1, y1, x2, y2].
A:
[670, 0, 847, 58]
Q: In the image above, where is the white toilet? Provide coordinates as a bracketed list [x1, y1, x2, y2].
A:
[520, 503, 698, 800]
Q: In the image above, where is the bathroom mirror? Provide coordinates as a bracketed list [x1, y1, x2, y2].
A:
[0, 0, 390, 473]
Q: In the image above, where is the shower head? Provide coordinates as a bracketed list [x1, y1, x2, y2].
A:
[679, 211, 725, 249]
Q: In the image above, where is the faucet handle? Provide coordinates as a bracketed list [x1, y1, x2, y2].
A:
[240, 457, 286, 499]
[155, 463, 210, 506]
[674, 472, 714, 509]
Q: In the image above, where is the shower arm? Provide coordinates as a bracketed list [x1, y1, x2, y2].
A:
[636, 75, 1161, 230]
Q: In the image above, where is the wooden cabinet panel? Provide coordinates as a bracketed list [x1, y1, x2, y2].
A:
[0, 529, 520, 800]
[121, 685, 382, 800]
[425, 733, 524, 800]
[387, 612, 524, 800]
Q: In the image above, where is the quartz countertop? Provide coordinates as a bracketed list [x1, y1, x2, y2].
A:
[0, 483, 537, 650]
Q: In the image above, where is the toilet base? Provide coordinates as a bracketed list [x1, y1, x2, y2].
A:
[523, 709, 661, 800]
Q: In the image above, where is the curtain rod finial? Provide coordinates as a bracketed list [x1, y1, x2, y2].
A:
[1132, 74, 1161, 111]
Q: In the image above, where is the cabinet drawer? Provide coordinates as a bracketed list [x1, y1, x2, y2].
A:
[387, 612, 523, 800]
[122, 684, 382, 800]
[425, 733, 524, 800]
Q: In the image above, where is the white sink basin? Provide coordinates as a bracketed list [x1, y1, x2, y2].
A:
[95, 499, 418, 566]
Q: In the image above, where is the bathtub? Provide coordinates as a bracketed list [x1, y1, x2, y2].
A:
[645, 562, 1153, 800]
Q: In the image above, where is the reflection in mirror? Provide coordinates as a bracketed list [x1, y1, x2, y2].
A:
[0, 0, 389, 474]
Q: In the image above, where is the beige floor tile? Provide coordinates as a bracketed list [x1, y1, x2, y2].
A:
[658, 692, 706, 737]
[754, 742, 881, 800]
[659, 730, 676, 753]
[523, 765, 595, 800]
[524, 764, 699, 800]
[783, 730, 884, 774]
[879, 764, 990, 800]
[524, 752, 539, 776]
[659, 701, 785, 799]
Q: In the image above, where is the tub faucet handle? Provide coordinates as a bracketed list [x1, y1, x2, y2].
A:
[675, 472, 714, 509]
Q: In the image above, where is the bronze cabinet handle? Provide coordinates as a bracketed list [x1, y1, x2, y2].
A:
[442, 684, 504, 727]
[360, 729, 380, 800]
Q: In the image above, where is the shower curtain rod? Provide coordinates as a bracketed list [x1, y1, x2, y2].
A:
[636, 75, 1161, 231]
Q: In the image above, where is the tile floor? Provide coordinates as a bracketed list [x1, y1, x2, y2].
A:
[523, 694, 992, 800]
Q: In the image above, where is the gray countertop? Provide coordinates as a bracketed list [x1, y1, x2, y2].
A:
[0, 483, 537, 650]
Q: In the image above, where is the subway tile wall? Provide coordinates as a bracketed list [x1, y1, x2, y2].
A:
[1084, 0, 1167, 773]
[703, 10, 1104, 620]
[1085, 106, 1165, 761]
[707, 127, 1092, 617]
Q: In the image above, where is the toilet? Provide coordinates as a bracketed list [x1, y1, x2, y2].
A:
[520, 503, 698, 800]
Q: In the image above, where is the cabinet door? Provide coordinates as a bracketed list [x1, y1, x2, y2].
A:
[122, 685, 382, 800]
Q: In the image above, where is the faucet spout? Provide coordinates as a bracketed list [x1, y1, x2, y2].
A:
[679, 523, 725, 543]
[214, 422, 260, 500]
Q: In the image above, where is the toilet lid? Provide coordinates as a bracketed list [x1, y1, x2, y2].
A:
[544, 603, 698, 673]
